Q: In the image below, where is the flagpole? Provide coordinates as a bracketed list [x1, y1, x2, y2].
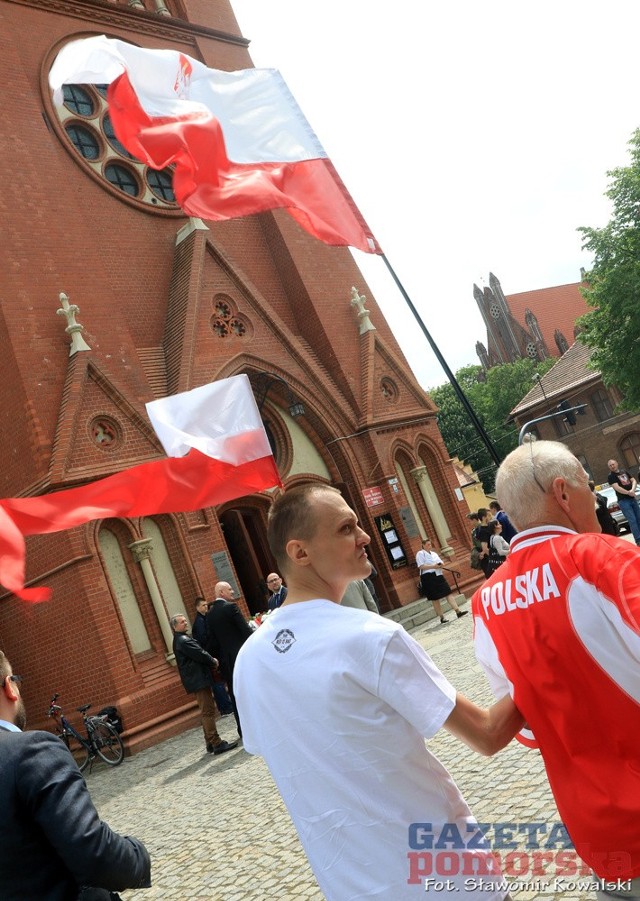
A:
[381, 255, 502, 468]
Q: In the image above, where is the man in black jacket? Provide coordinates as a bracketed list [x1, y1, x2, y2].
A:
[171, 614, 238, 756]
[0, 649, 151, 901]
[206, 582, 254, 738]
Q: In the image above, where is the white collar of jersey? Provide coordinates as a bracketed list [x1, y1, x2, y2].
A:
[509, 524, 577, 553]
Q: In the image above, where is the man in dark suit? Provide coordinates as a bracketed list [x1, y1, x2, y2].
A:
[266, 572, 288, 610]
[0, 649, 151, 901]
[206, 581, 254, 738]
[191, 597, 233, 715]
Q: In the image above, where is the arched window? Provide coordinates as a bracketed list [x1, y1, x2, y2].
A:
[99, 528, 151, 654]
[591, 389, 613, 422]
[619, 433, 640, 470]
[141, 518, 188, 622]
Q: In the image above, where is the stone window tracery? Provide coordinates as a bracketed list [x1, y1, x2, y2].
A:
[50, 81, 178, 212]
[89, 416, 122, 449]
[210, 294, 251, 339]
[380, 377, 399, 403]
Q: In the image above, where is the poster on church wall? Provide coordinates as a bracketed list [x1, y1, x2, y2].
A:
[363, 487, 384, 508]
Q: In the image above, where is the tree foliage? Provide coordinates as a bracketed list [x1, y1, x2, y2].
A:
[578, 127, 640, 410]
[429, 358, 555, 491]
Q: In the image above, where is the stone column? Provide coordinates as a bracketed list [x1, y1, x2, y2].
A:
[410, 466, 454, 558]
[129, 538, 175, 661]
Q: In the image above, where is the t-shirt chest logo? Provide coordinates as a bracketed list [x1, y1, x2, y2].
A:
[272, 629, 296, 653]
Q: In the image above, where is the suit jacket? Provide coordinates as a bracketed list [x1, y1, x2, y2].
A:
[267, 586, 288, 611]
[0, 727, 150, 901]
[205, 598, 253, 675]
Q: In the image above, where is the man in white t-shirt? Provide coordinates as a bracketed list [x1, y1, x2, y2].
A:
[235, 483, 522, 900]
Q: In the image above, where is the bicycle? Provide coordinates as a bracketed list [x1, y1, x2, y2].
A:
[47, 693, 124, 773]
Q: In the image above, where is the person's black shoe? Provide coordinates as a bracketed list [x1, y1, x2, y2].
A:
[213, 739, 239, 755]
[440, 616, 448, 624]
[206, 743, 215, 754]
[456, 610, 469, 618]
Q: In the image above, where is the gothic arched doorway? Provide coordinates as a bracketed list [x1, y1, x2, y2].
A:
[219, 506, 275, 615]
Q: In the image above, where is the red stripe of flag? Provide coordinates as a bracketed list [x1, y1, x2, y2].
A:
[0, 450, 281, 602]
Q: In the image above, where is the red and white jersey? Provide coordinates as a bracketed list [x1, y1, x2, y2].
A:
[472, 526, 640, 880]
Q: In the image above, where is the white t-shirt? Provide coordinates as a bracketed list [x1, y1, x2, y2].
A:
[235, 600, 505, 900]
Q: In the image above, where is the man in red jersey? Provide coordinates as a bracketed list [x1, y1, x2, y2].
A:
[472, 440, 640, 900]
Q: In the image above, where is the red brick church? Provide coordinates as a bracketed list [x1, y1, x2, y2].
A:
[474, 271, 588, 369]
[1, 0, 476, 750]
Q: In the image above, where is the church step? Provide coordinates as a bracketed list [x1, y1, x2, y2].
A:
[383, 594, 468, 632]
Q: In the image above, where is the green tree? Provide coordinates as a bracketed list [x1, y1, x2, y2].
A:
[578, 127, 640, 409]
[429, 359, 555, 491]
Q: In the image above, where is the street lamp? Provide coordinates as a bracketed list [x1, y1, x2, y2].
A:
[252, 372, 305, 418]
[532, 371, 548, 400]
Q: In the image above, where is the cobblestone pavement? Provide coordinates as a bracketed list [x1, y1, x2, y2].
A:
[86, 603, 595, 901]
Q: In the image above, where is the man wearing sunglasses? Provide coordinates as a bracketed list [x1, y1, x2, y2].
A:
[0, 650, 151, 900]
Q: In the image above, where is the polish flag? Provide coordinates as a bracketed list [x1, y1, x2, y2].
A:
[0, 376, 281, 602]
[48, 35, 380, 255]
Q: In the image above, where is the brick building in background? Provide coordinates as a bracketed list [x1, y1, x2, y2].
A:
[0, 0, 479, 751]
[510, 340, 640, 486]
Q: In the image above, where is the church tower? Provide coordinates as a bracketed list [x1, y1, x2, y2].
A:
[1, 0, 476, 749]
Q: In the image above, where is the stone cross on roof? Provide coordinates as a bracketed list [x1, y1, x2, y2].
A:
[56, 292, 91, 356]
[350, 286, 376, 335]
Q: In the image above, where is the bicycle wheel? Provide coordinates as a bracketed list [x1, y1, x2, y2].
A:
[92, 721, 124, 766]
[62, 731, 90, 772]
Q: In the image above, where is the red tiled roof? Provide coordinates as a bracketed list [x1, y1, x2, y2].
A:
[505, 282, 590, 357]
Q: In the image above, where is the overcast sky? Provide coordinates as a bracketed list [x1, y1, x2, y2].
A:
[230, 0, 640, 389]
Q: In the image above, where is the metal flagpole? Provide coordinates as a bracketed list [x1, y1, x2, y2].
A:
[381, 254, 502, 467]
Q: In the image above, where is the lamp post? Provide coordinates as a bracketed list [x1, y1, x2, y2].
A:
[532, 371, 548, 401]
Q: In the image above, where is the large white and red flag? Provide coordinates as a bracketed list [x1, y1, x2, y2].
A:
[49, 35, 380, 255]
[0, 376, 281, 602]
